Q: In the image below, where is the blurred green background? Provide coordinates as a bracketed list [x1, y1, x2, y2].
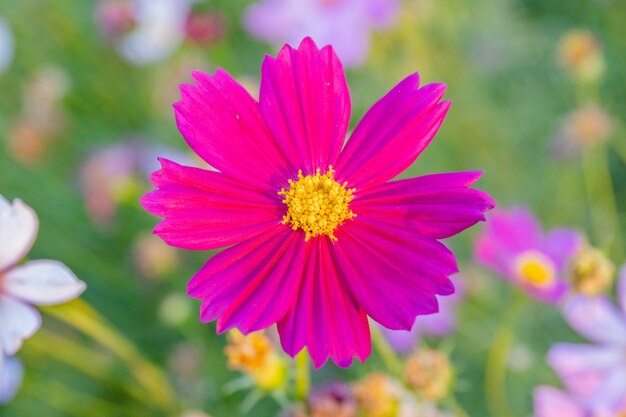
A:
[0, 0, 625, 416]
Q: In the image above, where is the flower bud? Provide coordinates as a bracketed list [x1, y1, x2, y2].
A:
[557, 30, 604, 84]
[404, 349, 453, 401]
[570, 246, 614, 296]
[353, 374, 402, 417]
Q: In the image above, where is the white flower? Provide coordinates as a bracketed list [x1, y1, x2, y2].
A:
[0, 18, 14, 74]
[0, 195, 86, 362]
[0, 355, 23, 404]
[117, 0, 192, 65]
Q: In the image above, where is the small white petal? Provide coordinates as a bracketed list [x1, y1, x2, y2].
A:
[117, 0, 191, 65]
[0, 355, 23, 404]
[0, 296, 41, 355]
[0, 199, 39, 271]
[4, 260, 86, 306]
[0, 195, 9, 211]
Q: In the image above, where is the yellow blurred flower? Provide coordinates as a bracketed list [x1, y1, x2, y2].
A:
[557, 30, 604, 83]
[224, 330, 287, 390]
[353, 374, 401, 417]
[570, 245, 615, 296]
[404, 349, 453, 402]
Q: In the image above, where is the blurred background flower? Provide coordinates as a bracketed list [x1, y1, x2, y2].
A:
[243, 0, 399, 67]
[547, 265, 626, 413]
[113, 0, 193, 65]
[475, 208, 583, 303]
[380, 280, 464, 355]
[557, 29, 605, 85]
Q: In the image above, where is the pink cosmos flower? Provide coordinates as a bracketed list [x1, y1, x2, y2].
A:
[0, 196, 86, 365]
[475, 208, 582, 303]
[380, 280, 465, 354]
[546, 265, 626, 414]
[243, 0, 399, 68]
[141, 38, 494, 368]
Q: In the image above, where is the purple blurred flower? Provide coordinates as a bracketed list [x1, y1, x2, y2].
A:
[308, 381, 357, 417]
[534, 385, 626, 417]
[380, 281, 465, 354]
[0, 356, 23, 404]
[243, 0, 399, 67]
[475, 207, 583, 303]
[80, 141, 197, 225]
[546, 265, 626, 414]
[0, 18, 14, 74]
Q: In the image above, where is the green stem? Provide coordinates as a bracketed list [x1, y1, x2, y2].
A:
[42, 299, 176, 413]
[371, 324, 403, 378]
[22, 375, 123, 417]
[485, 294, 527, 417]
[23, 329, 148, 406]
[449, 394, 471, 417]
[294, 350, 310, 401]
[582, 145, 624, 260]
[611, 139, 626, 168]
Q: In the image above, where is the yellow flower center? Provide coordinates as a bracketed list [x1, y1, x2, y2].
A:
[514, 251, 556, 287]
[279, 166, 356, 241]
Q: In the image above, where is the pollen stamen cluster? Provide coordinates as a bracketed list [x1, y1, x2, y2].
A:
[279, 166, 355, 241]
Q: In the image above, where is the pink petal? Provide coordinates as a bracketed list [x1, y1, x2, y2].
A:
[533, 387, 585, 417]
[278, 237, 371, 368]
[419, 281, 465, 337]
[141, 158, 283, 250]
[333, 218, 457, 331]
[173, 69, 290, 189]
[351, 171, 494, 239]
[187, 225, 304, 335]
[0, 296, 41, 356]
[335, 74, 450, 190]
[548, 343, 623, 397]
[541, 228, 583, 273]
[0, 197, 38, 272]
[379, 323, 421, 355]
[258, 37, 350, 174]
[588, 368, 626, 412]
[474, 207, 543, 276]
[3, 260, 86, 306]
[524, 279, 569, 304]
[562, 295, 626, 344]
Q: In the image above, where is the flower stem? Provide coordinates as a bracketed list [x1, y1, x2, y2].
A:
[485, 294, 527, 417]
[449, 394, 471, 417]
[42, 299, 176, 413]
[582, 145, 624, 260]
[294, 350, 310, 401]
[370, 325, 403, 378]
